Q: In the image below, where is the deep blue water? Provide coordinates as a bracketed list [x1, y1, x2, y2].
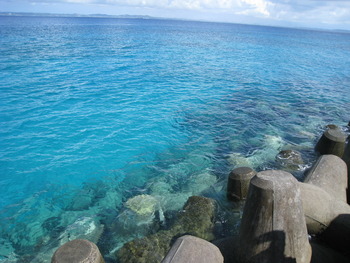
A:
[0, 16, 350, 262]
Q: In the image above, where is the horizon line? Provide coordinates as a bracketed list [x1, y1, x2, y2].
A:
[1, 11, 349, 34]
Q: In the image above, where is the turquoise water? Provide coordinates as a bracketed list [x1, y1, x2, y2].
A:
[1, 16, 350, 262]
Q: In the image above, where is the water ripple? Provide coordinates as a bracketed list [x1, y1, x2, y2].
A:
[1, 17, 350, 262]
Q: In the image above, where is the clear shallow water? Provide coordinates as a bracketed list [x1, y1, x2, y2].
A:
[0, 16, 350, 262]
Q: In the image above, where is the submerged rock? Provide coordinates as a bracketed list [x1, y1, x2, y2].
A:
[125, 194, 158, 216]
[117, 196, 216, 263]
[167, 149, 213, 180]
[30, 216, 104, 263]
[118, 194, 162, 234]
[185, 172, 217, 195]
[60, 216, 104, 244]
[67, 193, 93, 211]
[150, 181, 172, 195]
[276, 149, 304, 171]
[228, 135, 285, 169]
[228, 152, 252, 167]
[173, 196, 216, 240]
[157, 192, 192, 213]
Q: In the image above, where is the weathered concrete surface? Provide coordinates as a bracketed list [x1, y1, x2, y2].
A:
[300, 182, 350, 257]
[117, 196, 216, 263]
[239, 170, 311, 263]
[299, 182, 350, 235]
[342, 141, 350, 204]
[51, 239, 105, 263]
[227, 167, 256, 201]
[315, 127, 347, 157]
[344, 140, 350, 165]
[161, 235, 223, 263]
[304, 155, 348, 202]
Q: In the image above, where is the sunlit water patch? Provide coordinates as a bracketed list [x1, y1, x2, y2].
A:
[0, 16, 350, 262]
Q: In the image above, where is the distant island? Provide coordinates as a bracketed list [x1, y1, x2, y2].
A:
[0, 12, 163, 20]
[1, 11, 349, 34]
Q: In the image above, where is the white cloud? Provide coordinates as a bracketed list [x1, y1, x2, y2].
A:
[267, 0, 350, 27]
[101, 0, 238, 10]
[2, 0, 350, 29]
[239, 0, 273, 16]
[20, 0, 268, 12]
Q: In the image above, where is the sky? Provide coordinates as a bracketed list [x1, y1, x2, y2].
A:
[1, 0, 350, 30]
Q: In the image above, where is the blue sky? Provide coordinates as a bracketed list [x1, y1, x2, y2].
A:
[1, 0, 350, 30]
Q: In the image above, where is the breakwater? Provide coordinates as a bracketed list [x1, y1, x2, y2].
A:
[51, 122, 350, 262]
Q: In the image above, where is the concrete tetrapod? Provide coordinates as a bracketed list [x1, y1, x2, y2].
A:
[51, 239, 105, 263]
[315, 127, 347, 157]
[304, 154, 348, 202]
[298, 182, 350, 235]
[227, 167, 256, 201]
[299, 183, 350, 255]
[161, 235, 223, 263]
[343, 139, 350, 166]
[239, 170, 311, 263]
[342, 141, 350, 204]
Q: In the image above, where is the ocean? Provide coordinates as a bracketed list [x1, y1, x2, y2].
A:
[0, 16, 349, 262]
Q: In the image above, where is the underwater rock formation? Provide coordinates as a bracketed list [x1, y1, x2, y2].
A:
[185, 172, 217, 195]
[228, 135, 284, 169]
[276, 149, 304, 172]
[110, 194, 162, 241]
[31, 216, 105, 263]
[117, 196, 216, 263]
[125, 194, 158, 216]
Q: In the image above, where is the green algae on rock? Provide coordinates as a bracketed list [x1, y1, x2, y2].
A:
[125, 194, 158, 216]
[117, 196, 216, 263]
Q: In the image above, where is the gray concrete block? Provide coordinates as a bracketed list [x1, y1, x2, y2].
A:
[299, 182, 350, 236]
[344, 141, 350, 165]
[315, 127, 346, 157]
[161, 235, 223, 263]
[239, 170, 311, 263]
[227, 167, 256, 201]
[51, 239, 104, 263]
[304, 155, 348, 202]
[343, 141, 350, 204]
